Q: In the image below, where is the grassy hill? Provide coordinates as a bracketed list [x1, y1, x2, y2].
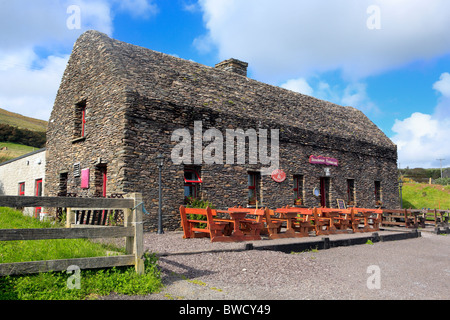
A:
[402, 183, 450, 210]
[0, 108, 47, 163]
[0, 108, 47, 132]
[0, 142, 39, 163]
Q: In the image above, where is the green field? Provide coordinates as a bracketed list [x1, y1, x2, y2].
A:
[402, 183, 450, 209]
[0, 107, 47, 164]
[0, 208, 162, 300]
[0, 108, 47, 132]
[0, 142, 39, 163]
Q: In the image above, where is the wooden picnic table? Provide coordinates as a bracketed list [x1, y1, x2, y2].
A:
[320, 208, 351, 233]
[179, 206, 232, 242]
[352, 208, 381, 232]
[216, 208, 263, 241]
[274, 209, 300, 238]
[273, 207, 314, 238]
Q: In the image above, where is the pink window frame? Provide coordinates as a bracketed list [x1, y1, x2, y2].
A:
[19, 182, 25, 196]
[81, 105, 86, 137]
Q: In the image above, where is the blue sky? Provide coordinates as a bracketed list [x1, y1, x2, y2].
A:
[1, 0, 450, 169]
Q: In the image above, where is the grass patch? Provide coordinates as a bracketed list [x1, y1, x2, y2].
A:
[402, 183, 450, 209]
[0, 142, 37, 163]
[0, 254, 161, 300]
[0, 207, 121, 263]
[0, 207, 163, 300]
[0, 107, 47, 132]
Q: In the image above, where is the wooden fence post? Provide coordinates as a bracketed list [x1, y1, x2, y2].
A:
[66, 208, 75, 228]
[124, 207, 133, 255]
[125, 193, 145, 275]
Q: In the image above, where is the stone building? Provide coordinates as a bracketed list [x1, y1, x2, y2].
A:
[0, 148, 46, 217]
[45, 30, 399, 231]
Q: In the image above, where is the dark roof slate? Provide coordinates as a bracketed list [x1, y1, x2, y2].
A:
[73, 30, 396, 150]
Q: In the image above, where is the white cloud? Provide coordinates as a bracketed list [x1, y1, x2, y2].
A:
[391, 113, 450, 168]
[341, 83, 379, 114]
[391, 73, 450, 168]
[114, 0, 158, 19]
[280, 78, 378, 114]
[197, 0, 450, 82]
[0, 50, 69, 121]
[0, 0, 159, 121]
[0, 0, 113, 52]
[280, 78, 313, 96]
[182, 1, 201, 13]
[0, 0, 113, 120]
[433, 72, 450, 98]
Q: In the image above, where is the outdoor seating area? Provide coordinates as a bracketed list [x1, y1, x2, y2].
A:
[179, 205, 384, 242]
[382, 208, 450, 229]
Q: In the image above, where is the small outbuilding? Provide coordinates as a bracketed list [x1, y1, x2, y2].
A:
[0, 148, 46, 217]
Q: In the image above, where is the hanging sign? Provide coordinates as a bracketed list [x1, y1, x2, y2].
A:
[81, 168, 90, 189]
[271, 169, 286, 183]
[309, 155, 339, 167]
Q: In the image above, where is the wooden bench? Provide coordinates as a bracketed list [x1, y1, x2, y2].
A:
[320, 208, 352, 233]
[382, 209, 411, 228]
[291, 207, 316, 237]
[409, 209, 426, 228]
[351, 208, 382, 232]
[421, 209, 450, 228]
[179, 206, 234, 242]
[217, 207, 265, 241]
[270, 207, 314, 238]
[436, 210, 450, 227]
[311, 208, 335, 235]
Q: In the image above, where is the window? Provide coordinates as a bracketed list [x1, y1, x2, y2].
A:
[73, 163, 81, 177]
[74, 101, 86, 139]
[374, 181, 382, 205]
[35, 179, 43, 216]
[18, 182, 25, 196]
[293, 175, 303, 205]
[184, 167, 202, 201]
[248, 171, 261, 205]
[347, 179, 355, 205]
[58, 172, 68, 197]
[35, 179, 43, 197]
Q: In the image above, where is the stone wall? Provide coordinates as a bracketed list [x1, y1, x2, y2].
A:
[123, 96, 399, 232]
[45, 30, 399, 232]
[45, 31, 129, 201]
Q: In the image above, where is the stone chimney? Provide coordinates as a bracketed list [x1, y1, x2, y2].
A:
[215, 58, 248, 77]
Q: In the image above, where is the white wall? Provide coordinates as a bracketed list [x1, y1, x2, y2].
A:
[0, 149, 46, 216]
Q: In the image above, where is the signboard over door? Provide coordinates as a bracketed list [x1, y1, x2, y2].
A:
[309, 155, 339, 167]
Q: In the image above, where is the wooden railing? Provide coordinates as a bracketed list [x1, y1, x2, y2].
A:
[0, 193, 144, 276]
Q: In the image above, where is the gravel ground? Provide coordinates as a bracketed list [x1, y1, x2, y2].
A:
[102, 229, 450, 300]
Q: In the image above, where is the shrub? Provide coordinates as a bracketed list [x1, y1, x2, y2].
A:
[435, 177, 450, 186]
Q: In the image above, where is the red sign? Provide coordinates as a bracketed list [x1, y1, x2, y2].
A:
[271, 169, 286, 183]
[309, 155, 339, 167]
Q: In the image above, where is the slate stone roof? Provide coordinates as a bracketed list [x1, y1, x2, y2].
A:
[70, 30, 396, 152]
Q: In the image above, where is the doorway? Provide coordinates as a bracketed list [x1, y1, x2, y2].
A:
[320, 177, 331, 208]
[35, 179, 43, 218]
[95, 164, 107, 198]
